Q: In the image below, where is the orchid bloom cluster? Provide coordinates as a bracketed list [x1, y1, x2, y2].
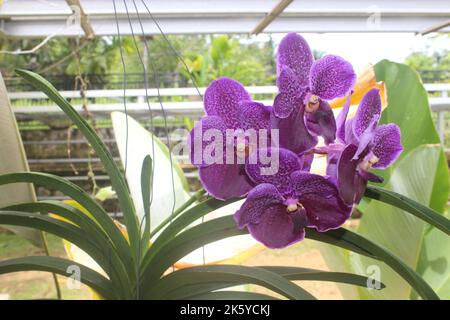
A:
[188, 33, 403, 249]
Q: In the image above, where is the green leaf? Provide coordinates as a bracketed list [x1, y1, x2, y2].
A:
[307, 227, 439, 300]
[142, 212, 437, 300]
[140, 155, 152, 249]
[160, 266, 384, 300]
[365, 185, 450, 236]
[187, 291, 277, 300]
[260, 266, 385, 289]
[140, 197, 240, 274]
[147, 265, 316, 300]
[0, 256, 117, 299]
[0, 171, 134, 276]
[111, 112, 190, 239]
[15, 69, 140, 258]
[0, 210, 132, 297]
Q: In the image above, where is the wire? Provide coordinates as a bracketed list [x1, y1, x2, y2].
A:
[142, 0, 206, 267]
[140, 0, 203, 99]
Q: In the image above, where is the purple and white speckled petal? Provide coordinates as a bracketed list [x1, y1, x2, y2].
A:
[238, 100, 272, 131]
[310, 55, 356, 100]
[277, 33, 314, 87]
[371, 124, 403, 169]
[188, 116, 227, 167]
[352, 88, 382, 138]
[204, 77, 251, 129]
[234, 183, 284, 228]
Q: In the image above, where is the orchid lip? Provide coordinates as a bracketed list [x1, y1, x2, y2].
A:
[285, 198, 303, 213]
[305, 94, 320, 113]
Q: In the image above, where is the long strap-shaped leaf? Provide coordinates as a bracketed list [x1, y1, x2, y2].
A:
[140, 197, 236, 273]
[365, 185, 450, 235]
[260, 266, 385, 289]
[305, 228, 438, 300]
[15, 69, 140, 259]
[187, 291, 277, 300]
[1, 201, 132, 292]
[0, 211, 132, 298]
[0, 256, 117, 299]
[146, 265, 316, 300]
[155, 266, 384, 300]
[0, 172, 134, 277]
[143, 215, 439, 300]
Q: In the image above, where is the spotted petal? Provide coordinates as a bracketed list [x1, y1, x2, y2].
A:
[204, 77, 251, 129]
[237, 101, 271, 132]
[371, 124, 403, 169]
[352, 88, 382, 138]
[277, 33, 313, 87]
[234, 183, 284, 228]
[189, 116, 227, 167]
[310, 55, 356, 100]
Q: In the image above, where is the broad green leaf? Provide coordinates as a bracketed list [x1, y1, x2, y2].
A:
[111, 112, 190, 236]
[15, 69, 140, 258]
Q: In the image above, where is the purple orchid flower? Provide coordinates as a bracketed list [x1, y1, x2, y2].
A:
[234, 147, 352, 249]
[330, 88, 403, 204]
[188, 77, 272, 200]
[272, 33, 356, 154]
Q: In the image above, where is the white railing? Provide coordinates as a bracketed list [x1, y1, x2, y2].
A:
[9, 83, 450, 140]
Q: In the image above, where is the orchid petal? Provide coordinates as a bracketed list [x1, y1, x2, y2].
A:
[247, 204, 306, 249]
[352, 88, 382, 138]
[234, 183, 284, 228]
[337, 144, 363, 205]
[305, 100, 337, 144]
[310, 55, 356, 100]
[188, 116, 227, 167]
[204, 77, 251, 128]
[371, 124, 403, 169]
[336, 93, 352, 143]
[245, 147, 301, 196]
[277, 33, 313, 87]
[271, 107, 318, 154]
[199, 164, 253, 200]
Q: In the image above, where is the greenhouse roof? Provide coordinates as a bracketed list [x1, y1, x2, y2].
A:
[0, 0, 449, 38]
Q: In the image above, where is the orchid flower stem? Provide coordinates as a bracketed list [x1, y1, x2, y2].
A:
[148, 188, 206, 240]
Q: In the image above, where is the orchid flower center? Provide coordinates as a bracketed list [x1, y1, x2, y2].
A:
[305, 94, 320, 113]
[358, 154, 380, 172]
[285, 198, 303, 213]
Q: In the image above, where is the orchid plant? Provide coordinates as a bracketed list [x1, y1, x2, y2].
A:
[0, 33, 448, 300]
